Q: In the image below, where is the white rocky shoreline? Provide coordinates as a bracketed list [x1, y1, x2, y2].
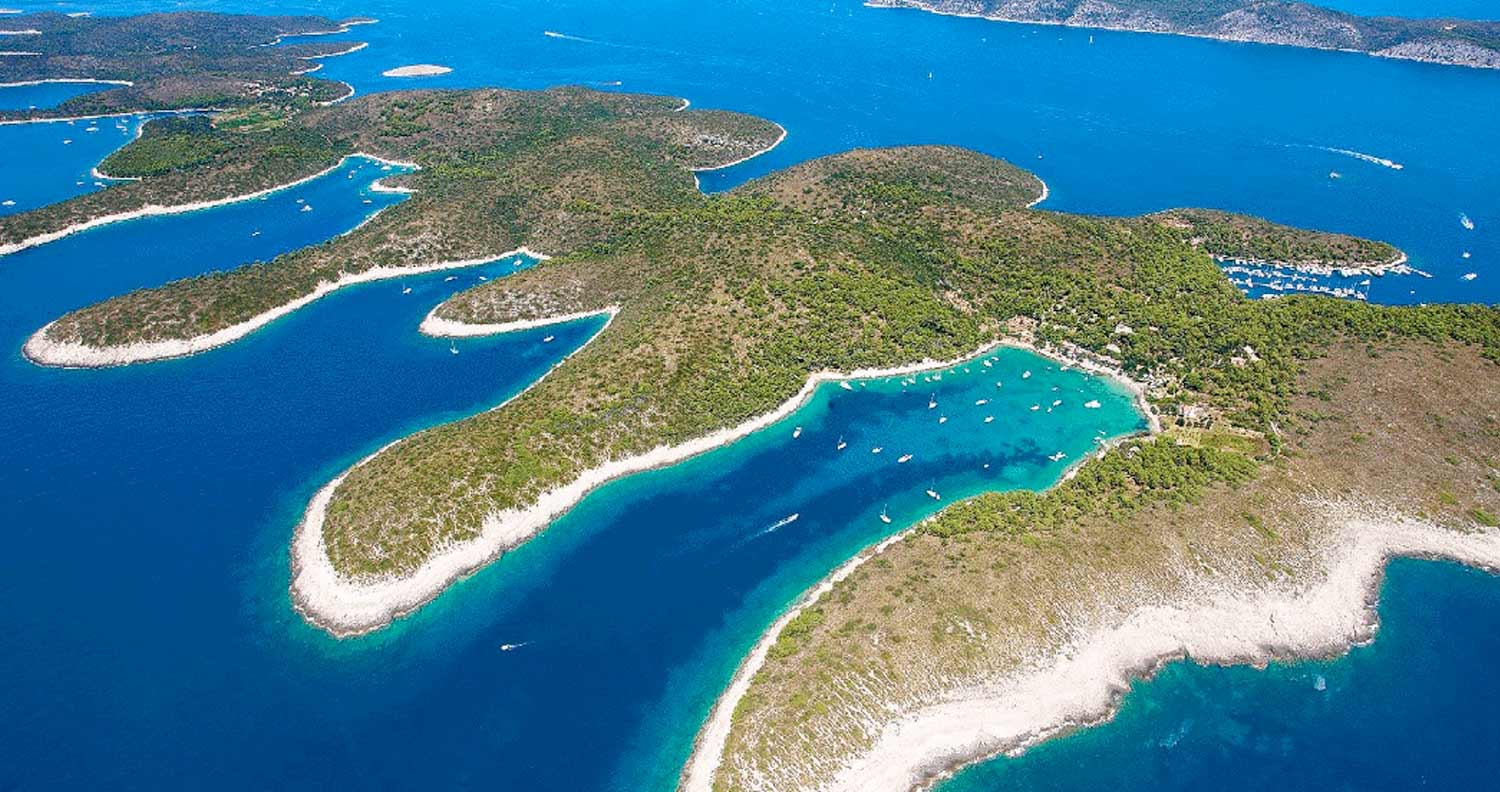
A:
[682, 503, 1500, 792]
[22, 250, 534, 368]
[823, 512, 1500, 792]
[10, 154, 529, 369]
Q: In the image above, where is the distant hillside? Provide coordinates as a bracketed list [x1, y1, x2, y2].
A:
[870, 0, 1500, 69]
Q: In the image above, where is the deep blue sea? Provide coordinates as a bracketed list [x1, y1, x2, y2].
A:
[1, 1, 1498, 790]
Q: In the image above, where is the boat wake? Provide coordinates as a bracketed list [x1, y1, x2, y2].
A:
[543, 30, 596, 43]
[1317, 146, 1404, 171]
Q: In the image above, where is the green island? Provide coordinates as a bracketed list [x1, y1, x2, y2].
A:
[0, 12, 371, 120]
[6, 13, 1500, 786]
[870, 0, 1500, 69]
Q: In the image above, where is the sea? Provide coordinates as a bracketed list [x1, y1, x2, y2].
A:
[0, 0, 1496, 789]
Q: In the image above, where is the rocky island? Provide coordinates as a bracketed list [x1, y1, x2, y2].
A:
[869, 0, 1500, 70]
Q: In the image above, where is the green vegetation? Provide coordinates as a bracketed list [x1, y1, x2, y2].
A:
[99, 117, 342, 179]
[0, 115, 350, 250]
[16, 88, 1500, 588]
[926, 438, 1259, 538]
[766, 609, 826, 660]
[8, 11, 1498, 787]
[16, 89, 782, 350]
[0, 11, 367, 121]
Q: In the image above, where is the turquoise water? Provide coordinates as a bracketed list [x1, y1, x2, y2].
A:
[2, 0, 1500, 789]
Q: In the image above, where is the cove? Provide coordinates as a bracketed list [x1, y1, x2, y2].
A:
[0, 112, 143, 216]
[279, 342, 1147, 792]
[937, 559, 1500, 792]
[0, 80, 117, 111]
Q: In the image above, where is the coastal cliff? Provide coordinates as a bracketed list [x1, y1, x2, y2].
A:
[868, 0, 1500, 69]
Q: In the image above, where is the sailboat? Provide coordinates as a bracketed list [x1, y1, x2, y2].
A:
[897, 453, 913, 463]
[401, 285, 412, 294]
[836, 436, 847, 451]
[925, 486, 940, 500]
[879, 506, 891, 524]
[792, 426, 802, 439]
[542, 335, 555, 343]
[928, 395, 937, 409]
[449, 341, 459, 355]
[938, 415, 948, 424]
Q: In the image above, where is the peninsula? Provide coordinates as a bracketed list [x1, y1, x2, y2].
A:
[870, 0, 1500, 70]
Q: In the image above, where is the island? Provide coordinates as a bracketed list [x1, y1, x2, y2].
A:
[4, 13, 1499, 790]
[869, 0, 1500, 70]
[0, 11, 373, 121]
[382, 64, 453, 77]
